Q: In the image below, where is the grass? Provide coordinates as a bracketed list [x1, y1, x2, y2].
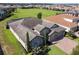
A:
[13, 8, 63, 18]
[0, 8, 63, 55]
[48, 45, 66, 55]
[73, 38, 79, 44]
[4, 29, 26, 54]
[65, 33, 79, 43]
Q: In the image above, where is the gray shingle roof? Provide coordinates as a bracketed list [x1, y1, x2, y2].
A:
[42, 21, 55, 29]
[49, 27, 65, 36]
[21, 17, 42, 29]
[9, 17, 65, 48]
[9, 19, 41, 44]
[34, 24, 46, 32]
[65, 10, 79, 14]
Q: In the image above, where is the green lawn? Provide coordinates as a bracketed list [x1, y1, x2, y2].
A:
[65, 34, 79, 43]
[0, 8, 63, 55]
[4, 29, 26, 54]
[73, 38, 79, 43]
[13, 8, 63, 18]
[48, 45, 66, 55]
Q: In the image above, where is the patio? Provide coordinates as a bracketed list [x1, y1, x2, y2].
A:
[55, 37, 78, 54]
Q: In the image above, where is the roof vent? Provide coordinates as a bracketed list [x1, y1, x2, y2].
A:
[32, 28, 40, 35]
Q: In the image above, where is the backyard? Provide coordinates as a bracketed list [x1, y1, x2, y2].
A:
[0, 8, 64, 55]
[48, 45, 66, 55]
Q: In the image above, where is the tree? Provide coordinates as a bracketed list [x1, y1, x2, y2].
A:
[72, 45, 79, 55]
[6, 22, 9, 29]
[26, 32, 30, 52]
[67, 31, 77, 39]
[32, 46, 50, 55]
[37, 12, 42, 19]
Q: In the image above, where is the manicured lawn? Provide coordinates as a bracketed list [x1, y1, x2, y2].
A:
[74, 38, 79, 43]
[13, 8, 63, 18]
[4, 29, 26, 54]
[0, 8, 63, 54]
[65, 34, 79, 43]
[48, 45, 66, 55]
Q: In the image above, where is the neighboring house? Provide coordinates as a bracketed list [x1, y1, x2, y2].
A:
[0, 7, 15, 20]
[8, 17, 65, 51]
[0, 9, 6, 19]
[46, 13, 79, 32]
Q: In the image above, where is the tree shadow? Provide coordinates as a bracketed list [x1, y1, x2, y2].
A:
[0, 45, 4, 55]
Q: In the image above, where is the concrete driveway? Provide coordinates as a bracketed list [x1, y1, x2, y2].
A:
[55, 37, 78, 54]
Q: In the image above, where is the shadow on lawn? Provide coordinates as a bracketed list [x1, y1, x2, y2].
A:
[0, 45, 4, 55]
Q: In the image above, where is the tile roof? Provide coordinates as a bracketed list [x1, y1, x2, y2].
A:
[46, 14, 78, 28]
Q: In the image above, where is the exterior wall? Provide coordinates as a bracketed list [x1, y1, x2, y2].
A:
[49, 31, 65, 42]
[40, 28, 51, 36]
[10, 27, 27, 50]
[30, 36, 44, 48]
[70, 26, 78, 32]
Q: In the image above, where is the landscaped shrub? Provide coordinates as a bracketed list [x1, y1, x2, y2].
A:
[32, 46, 50, 55]
[6, 22, 9, 29]
[67, 31, 77, 39]
[72, 45, 79, 55]
[37, 12, 42, 19]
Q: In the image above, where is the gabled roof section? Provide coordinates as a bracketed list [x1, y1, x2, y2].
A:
[21, 17, 42, 29]
[49, 27, 65, 36]
[9, 19, 41, 43]
[42, 20, 55, 29]
[34, 24, 46, 32]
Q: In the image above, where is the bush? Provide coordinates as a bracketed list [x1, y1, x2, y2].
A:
[37, 12, 42, 19]
[32, 46, 50, 55]
[72, 45, 79, 55]
[67, 31, 77, 39]
[6, 22, 9, 29]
